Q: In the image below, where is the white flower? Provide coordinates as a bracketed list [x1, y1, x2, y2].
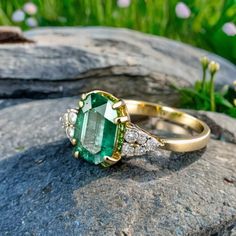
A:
[175, 2, 191, 19]
[222, 22, 236, 36]
[26, 17, 38, 27]
[117, 0, 131, 8]
[23, 2, 37, 15]
[208, 61, 220, 75]
[12, 10, 25, 22]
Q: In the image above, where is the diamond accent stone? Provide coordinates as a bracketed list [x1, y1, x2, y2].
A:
[137, 132, 147, 145]
[135, 146, 146, 156]
[68, 112, 77, 125]
[146, 138, 158, 151]
[122, 143, 135, 156]
[61, 113, 69, 127]
[66, 127, 75, 139]
[120, 124, 163, 157]
[124, 129, 138, 143]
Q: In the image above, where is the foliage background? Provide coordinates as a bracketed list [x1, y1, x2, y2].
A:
[0, 0, 235, 64]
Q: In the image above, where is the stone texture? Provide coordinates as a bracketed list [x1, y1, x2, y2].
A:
[0, 98, 236, 235]
[0, 26, 33, 43]
[1, 27, 236, 235]
[0, 27, 235, 106]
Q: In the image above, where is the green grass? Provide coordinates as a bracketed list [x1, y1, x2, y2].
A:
[0, 0, 235, 64]
[176, 57, 236, 118]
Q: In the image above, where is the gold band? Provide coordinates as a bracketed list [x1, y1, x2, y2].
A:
[124, 100, 211, 152]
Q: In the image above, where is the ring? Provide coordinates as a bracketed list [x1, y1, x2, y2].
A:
[60, 90, 210, 167]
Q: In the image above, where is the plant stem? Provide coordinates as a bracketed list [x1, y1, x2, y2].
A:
[210, 75, 215, 111]
[201, 68, 206, 91]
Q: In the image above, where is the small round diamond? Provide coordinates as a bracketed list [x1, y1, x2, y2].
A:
[68, 112, 77, 125]
[66, 127, 75, 139]
[146, 138, 157, 151]
[137, 132, 147, 145]
[63, 113, 69, 123]
[124, 129, 138, 143]
[135, 146, 146, 156]
[122, 143, 135, 156]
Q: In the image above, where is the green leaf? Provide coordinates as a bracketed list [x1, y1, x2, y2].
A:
[219, 85, 229, 96]
[226, 107, 236, 118]
[215, 93, 234, 108]
[194, 80, 203, 92]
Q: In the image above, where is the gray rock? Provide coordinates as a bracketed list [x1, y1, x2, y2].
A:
[0, 98, 236, 235]
[0, 27, 235, 105]
[0, 26, 33, 43]
[0, 98, 32, 110]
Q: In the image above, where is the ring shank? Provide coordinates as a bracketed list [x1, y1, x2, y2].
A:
[124, 100, 210, 152]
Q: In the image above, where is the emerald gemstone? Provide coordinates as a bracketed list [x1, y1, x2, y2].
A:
[73, 92, 120, 165]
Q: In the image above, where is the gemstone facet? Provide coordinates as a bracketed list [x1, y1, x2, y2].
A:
[73, 91, 126, 165]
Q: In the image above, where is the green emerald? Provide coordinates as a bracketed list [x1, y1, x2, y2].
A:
[74, 92, 120, 165]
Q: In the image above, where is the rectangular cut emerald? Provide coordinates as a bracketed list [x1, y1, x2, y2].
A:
[74, 92, 118, 165]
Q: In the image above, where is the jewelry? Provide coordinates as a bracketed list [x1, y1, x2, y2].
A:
[60, 90, 210, 167]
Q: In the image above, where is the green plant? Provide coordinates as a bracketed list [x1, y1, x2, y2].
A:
[0, 1, 235, 64]
[176, 56, 236, 118]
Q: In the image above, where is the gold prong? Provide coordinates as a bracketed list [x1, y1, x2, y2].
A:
[71, 138, 77, 145]
[103, 156, 119, 165]
[79, 101, 84, 108]
[81, 93, 87, 100]
[102, 151, 122, 166]
[114, 116, 130, 124]
[112, 100, 125, 109]
[158, 138, 165, 147]
[73, 151, 80, 158]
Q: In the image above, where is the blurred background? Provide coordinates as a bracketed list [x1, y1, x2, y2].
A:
[0, 0, 235, 64]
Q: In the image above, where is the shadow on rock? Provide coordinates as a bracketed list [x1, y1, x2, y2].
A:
[0, 139, 205, 234]
[113, 148, 205, 182]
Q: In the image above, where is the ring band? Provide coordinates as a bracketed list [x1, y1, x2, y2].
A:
[60, 90, 210, 167]
[124, 100, 210, 152]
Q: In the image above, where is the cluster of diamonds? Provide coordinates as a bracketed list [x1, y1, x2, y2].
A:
[60, 109, 78, 142]
[121, 126, 163, 157]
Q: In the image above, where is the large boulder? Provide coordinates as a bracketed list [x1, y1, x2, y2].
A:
[0, 27, 236, 235]
[0, 98, 236, 235]
[0, 27, 235, 105]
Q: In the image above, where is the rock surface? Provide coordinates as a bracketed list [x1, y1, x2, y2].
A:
[0, 26, 33, 43]
[0, 27, 235, 105]
[0, 98, 236, 236]
[1, 27, 236, 235]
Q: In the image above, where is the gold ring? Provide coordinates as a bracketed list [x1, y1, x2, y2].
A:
[60, 90, 210, 167]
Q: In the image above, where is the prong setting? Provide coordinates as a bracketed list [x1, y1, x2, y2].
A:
[114, 116, 130, 124]
[112, 100, 125, 109]
[71, 138, 77, 145]
[79, 101, 84, 108]
[73, 151, 80, 158]
[81, 93, 87, 100]
[103, 155, 121, 165]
